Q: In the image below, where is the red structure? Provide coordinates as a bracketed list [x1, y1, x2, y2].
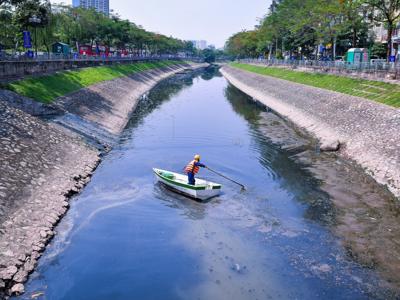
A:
[78, 45, 94, 56]
[78, 45, 111, 57]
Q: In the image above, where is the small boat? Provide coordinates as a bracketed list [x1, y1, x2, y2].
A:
[153, 168, 222, 200]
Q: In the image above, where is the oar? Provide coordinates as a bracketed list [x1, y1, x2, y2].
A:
[205, 166, 246, 191]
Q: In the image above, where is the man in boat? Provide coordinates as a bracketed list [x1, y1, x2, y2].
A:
[185, 154, 206, 185]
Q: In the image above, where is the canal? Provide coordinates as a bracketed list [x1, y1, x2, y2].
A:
[17, 68, 397, 299]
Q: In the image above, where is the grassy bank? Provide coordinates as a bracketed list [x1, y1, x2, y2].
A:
[231, 63, 400, 108]
[7, 60, 182, 103]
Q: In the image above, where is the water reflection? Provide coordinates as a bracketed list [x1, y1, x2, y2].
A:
[153, 182, 210, 220]
[225, 83, 335, 225]
[124, 71, 197, 132]
[225, 79, 400, 295]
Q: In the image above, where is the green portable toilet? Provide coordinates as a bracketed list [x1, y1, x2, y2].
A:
[346, 48, 369, 63]
[52, 42, 70, 55]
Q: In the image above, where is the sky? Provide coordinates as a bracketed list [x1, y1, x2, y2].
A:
[51, 0, 270, 48]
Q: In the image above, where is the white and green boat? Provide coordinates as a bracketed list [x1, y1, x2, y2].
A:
[153, 168, 222, 200]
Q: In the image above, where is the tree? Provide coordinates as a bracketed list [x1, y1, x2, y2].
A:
[371, 41, 387, 57]
[366, 0, 400, 60]
[0, 0, 27, 6]
[202, 48, 216, 63]
[14, 0, 50, 29]
[339, 0, 370, 47]
[1, 0, 195, 57]
[226, 0, 377, 60]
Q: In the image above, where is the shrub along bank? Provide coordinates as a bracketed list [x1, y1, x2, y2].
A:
[231, 63, 400, 108]
[6, 61, 181, 103]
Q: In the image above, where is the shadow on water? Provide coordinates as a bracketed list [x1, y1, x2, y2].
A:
[153, 182, 214, 220]
[123, 71, 199, 133]
[225, 84, 335, 226]
[225, 81, 400, 296]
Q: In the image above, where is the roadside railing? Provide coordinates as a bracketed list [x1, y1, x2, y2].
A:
[0, 52, 204, 63]
[240, 58, 400, 71]
[238, 58, 400, 80]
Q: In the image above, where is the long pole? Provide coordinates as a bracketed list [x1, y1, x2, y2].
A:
[205, 167, 246, 190]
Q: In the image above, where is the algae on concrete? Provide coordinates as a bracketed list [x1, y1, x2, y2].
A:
[7, 61, 180, 103]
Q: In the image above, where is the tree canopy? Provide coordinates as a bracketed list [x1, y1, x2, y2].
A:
[0, 0, 196, 56]
[225, 0, 398, 60]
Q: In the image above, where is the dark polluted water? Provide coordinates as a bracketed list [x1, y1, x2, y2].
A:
[16, 68, 398, 299]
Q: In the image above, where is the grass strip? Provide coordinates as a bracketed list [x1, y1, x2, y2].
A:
[231, 62, 400, 108]
[7, 60, 181, 103]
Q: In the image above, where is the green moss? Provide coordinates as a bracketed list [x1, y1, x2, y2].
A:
[231, 63, 400, 108]
[7, 60, 180, 103]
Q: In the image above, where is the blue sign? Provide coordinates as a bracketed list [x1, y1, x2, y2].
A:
[23, 31, 32, 48]
[389, 55, 396, 62]
[26, 50, 34, 58]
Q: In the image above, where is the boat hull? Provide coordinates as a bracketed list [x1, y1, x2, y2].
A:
[153, 168, 221, 200]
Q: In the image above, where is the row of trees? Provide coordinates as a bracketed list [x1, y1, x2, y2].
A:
[0, 0, 196, 56]
[225, 0, 400, 60]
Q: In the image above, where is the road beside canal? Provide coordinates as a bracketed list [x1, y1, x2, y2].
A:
[16, 68, 400, 299]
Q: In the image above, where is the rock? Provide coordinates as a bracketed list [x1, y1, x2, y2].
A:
[10, 283, 25, 295]
[13, 270, 28, 283]
[2, 250, 14, 257]
[0, 266, 18, 280]
[23, 260, 35, 273]
[320, 139, 340, 152]
[39, 230, 47, 238]
[32, 245, 41, 252]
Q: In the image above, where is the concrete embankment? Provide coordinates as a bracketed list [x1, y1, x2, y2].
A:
[0, 61, 207, 297]
[221, 65, 400, 199]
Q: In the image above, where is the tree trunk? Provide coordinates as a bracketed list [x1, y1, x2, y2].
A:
[268, 44, 272, 60]
[352, 27, 357, 47]
[333, 37, 337, 60]
[387, 22, 393, 61]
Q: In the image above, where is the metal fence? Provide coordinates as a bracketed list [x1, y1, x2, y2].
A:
[239, 59, 400, 72]
[0, 52, 204, 63]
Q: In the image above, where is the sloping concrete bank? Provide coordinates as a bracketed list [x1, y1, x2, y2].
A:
[221, 65, 400, 199]
[54, 63, 208, 136]
[0, 62, 207, 298]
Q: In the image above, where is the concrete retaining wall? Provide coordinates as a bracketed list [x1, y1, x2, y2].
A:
[221, 65, 400, 199]
[0, 58, 195, 80]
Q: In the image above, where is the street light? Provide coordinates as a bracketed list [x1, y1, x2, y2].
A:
[28, 15, 41, 58]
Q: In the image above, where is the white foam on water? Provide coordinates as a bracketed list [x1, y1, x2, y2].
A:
[42, 182, 150, 262]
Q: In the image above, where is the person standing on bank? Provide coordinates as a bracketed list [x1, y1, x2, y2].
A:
[185, 155, 206, 185]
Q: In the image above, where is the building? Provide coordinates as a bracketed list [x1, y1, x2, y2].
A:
[372, 22, 400, 61]
[72, 0, 110, 16]
[191, 40, 207, 50]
